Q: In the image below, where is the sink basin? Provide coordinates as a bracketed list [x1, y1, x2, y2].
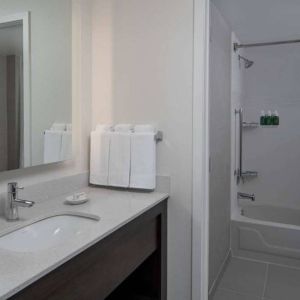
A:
[0, 214, 100, 253]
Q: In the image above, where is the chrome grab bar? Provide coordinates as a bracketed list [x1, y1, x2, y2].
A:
[235, 108, 258, 184]
[235, 108, 243, 184]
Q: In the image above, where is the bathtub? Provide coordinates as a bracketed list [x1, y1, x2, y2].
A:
[231, 205, 300, 268]
[241, 205, 300, 226]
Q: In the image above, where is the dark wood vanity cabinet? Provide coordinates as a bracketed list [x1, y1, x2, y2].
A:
[10, 200, 167, 300]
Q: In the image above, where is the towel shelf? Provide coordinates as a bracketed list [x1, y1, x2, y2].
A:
[45, 130, 164, 142]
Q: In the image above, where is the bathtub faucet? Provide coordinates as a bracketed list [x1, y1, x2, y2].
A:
[237, 192, 255, 202]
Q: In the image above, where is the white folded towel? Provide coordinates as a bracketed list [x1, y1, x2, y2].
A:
[130, 125, 156, 190]
[90, 125, 112, 186]
[96, 124, 113, 132]
[108, 124, 132, 187]
[51, 123, 66, 131]
[60, 131, 72, 161]
[114, 124, 133, 132]
[134, 124, 155, 133]
[44, 130, 63, 163]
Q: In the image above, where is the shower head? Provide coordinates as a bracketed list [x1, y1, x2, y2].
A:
[245, 59, 254, 68]
[238, 55, 254, 69]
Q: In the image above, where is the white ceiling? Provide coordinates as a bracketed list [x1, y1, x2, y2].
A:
[212, 0, 300, 43]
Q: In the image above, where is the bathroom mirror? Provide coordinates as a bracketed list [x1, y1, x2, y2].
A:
[0, 0, 72, 172]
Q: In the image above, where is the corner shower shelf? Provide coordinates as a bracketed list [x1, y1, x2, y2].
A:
[241, 171, 258, 178]
[243, 122, 259, 128]
[243, 122, 279, 129]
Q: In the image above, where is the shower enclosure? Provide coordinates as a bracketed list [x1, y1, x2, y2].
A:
[232, 36, 300, 269]
[209, 0, 300, 298]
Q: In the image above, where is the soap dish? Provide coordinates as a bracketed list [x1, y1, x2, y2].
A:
[65, 192, 89, 205]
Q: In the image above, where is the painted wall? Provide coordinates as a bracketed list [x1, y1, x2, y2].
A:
[0, 0, 91, 195]
[90, 0, 194, 299]
[209, 3, 232, 290]
[0, 0, 72, 166]
[240, 44, 300, 209]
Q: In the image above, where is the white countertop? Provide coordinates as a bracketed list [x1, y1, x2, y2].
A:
[0, 187, 168, 299]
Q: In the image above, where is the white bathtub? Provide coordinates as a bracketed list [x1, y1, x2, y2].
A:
[241, 205, 300, 227]
[231, 205, 300, 268]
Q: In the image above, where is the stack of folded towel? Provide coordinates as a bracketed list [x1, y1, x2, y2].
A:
[44, 123, 72, 163]
[90, 125, 112, 185]
[90, 124, 157, 190]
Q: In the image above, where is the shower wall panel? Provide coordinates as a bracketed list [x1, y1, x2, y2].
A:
[242, 44, 300, 209]
[209, 3, 232, 290]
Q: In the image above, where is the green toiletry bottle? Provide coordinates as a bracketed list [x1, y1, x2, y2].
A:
[260, 110, 266, 125]
[273, 110, 279, 126]
[266, 111, 272, 126]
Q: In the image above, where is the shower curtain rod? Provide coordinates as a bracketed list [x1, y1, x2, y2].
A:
[233, 39, 300, 51]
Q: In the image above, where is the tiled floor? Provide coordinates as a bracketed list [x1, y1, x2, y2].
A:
[212, 257, 300, 300]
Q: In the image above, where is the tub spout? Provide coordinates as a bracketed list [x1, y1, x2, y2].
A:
[238, 192, 255, 202]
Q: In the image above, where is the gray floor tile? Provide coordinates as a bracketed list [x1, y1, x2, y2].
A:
[219, 257, 267, 297]
[264, 264, 300, 300]
[213, 288, 260, 300]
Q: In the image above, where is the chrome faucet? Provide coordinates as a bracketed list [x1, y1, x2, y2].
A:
[237, 192, 255, 202]
[5, 182, 35, 221]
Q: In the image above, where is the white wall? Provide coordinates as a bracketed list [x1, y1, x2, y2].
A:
[90, 0, 194, 299]
[209, 3, 231, 290]
[0, 0, 72, 166]
[240, 44, 300, 209]
[0, 0, 91, 194]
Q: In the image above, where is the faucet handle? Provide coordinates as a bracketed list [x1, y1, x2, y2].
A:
[7, 182, 24, 194]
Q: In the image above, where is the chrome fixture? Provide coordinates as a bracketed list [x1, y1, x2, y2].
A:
[235, 108, 243, 183]
[5, 182, 35, 221]
[238, 55, 254, 69]
[238, 192, 255, 202]
[234, 38, 300, 51]
[155, 131, 163, 142]
[242, 122, 259, 128]
[235, 109, 258, 184]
